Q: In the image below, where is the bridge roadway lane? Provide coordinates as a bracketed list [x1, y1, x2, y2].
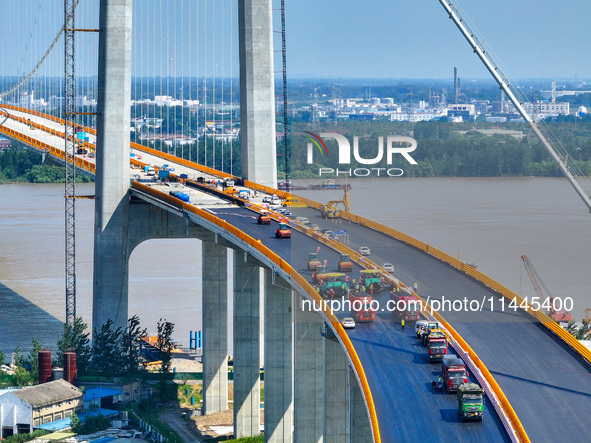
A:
[208, 207, 509, 442]
[292, 207, 591, 442]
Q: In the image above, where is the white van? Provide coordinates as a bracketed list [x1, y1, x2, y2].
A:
[271, 194, 281, 205]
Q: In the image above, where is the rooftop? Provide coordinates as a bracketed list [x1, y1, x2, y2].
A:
[12, 379, 82, 408]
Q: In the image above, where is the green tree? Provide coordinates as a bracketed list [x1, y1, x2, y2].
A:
[92, 319, 124, 375]
[157, 319, 175, 401]
[70, 413, 81, 433]
[0, 346, 5, 366]
[56, 317, 92, 374]
[12, 347, 25, 367]
[26, 338, 43, 383]
[14, 367, 33, 387]
[120, 315, 147, 374]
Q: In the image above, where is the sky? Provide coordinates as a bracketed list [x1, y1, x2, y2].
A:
[1, 0, 590, 83]
[285, 0, 591, 80]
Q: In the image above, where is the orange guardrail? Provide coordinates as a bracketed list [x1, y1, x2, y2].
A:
[131, 181, 381, 442]
[335, 208, 591, 367]
[291, 220, 529, 442]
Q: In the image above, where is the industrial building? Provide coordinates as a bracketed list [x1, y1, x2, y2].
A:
[0, 379, 83, 438]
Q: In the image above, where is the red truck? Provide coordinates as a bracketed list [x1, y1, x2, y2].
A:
[425, 330, 448, 362]
[442, 357, 468, 393]
[349, 290, 375, 323]
[389, 291, 421, 321]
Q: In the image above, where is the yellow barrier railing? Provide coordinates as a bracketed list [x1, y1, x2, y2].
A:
[131, 181, 381, 443]
[292, 219, 529, 442]
[336, 208, 591, 367]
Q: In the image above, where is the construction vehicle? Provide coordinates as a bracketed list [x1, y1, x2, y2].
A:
[442, 357, 468, 393]
[424, 330, 448, 362]
[257, 210, 271, 225]
[457, 383, 484, 421]
[338, 253, 353, 272]
[390, 291, 421, 322]
[316, 273, 348, 298]
[275, 222, 291, 238]
[349, 289, 375, 322]
[307, 250, 322, 271]
[521, 254, 572, 323]
[417, 321, 440, 341]
[359, 269, 392, 294]
[321, 185, 350, 219]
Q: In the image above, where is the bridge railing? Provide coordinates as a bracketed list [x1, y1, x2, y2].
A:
[130, 181, 381, 443]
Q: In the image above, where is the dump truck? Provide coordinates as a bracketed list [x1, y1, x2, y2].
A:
[425, 330, 448, 362]
[307, 251, 322, 271]
[442, 357, 468, 393]
[337, 253, 353, 272]
[349, 289, 375, 322]
[389, 292, 421, 322]
[419, 321, 441, 344]
[275, 222, 291, 238]
[317, 273, 348, 298]
[457, 383, 484, 421]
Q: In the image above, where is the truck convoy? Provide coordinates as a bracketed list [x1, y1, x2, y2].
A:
[349, 289, 375, 322]
[337, 253, 353, 272]
[442, 357, 468, 393]
[390, 291, 421, 321]
[457, 383, 484, 421]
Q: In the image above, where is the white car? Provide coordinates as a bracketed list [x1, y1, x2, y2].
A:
[341, 317, 356, 329]
[359, 246, 371, 256]
[383, 263, 395, 273]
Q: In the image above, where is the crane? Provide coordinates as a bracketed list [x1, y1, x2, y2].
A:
[521, 255, 572, 323]
[437, 1, 591, 213]
[321, 183, 350, 219]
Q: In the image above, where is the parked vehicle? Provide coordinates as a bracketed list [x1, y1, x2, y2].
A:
[341, 317, 356, 329]
[457, 383, 484, 421]
[442, 357, 468, 393]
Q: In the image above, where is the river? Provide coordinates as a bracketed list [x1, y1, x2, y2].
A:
[1, 177, 590, 357]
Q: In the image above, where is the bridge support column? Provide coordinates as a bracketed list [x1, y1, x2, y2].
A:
[324, 335, 350, 443]
[294, 297, 324, 443]
[350, 368, 373, 443]
[233, 253, 262, 438]
[238, 0, 277, 188]
[93, 0, 133, 332]
[202, 241, 228, 414]
[264, 271, 293, 443]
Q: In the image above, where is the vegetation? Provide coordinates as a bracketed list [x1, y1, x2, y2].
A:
[71, 412, 111, 435]
[121, 315, 148, 374]
[56, 317, 92, 374]
[127, 402, 183, 443]
[0, 346, 5, 366]
[0, 146, 92, 183]
[2, 429, 50, 443]
[92, 319, 125, 375]
[157, 318, 176, 401]
[224, 436, 264, 443]
[566, 321, 590, 340]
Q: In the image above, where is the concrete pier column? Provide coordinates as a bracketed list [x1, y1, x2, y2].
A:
[324, 336, 350, 443]
[350, 369, 373, 443]
[202, 241, 229, 414]
[93, 0, 133, 332]
[238, 0, 277, 188]
[294, 296, 324, 443]
[264, 271, 293, 443]
[233, 252, 262, 438]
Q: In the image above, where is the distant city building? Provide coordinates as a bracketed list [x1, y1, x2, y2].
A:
[447, 104, 475, 119]
[523, 100, 569, 118]
[390, 108, 447, 122]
